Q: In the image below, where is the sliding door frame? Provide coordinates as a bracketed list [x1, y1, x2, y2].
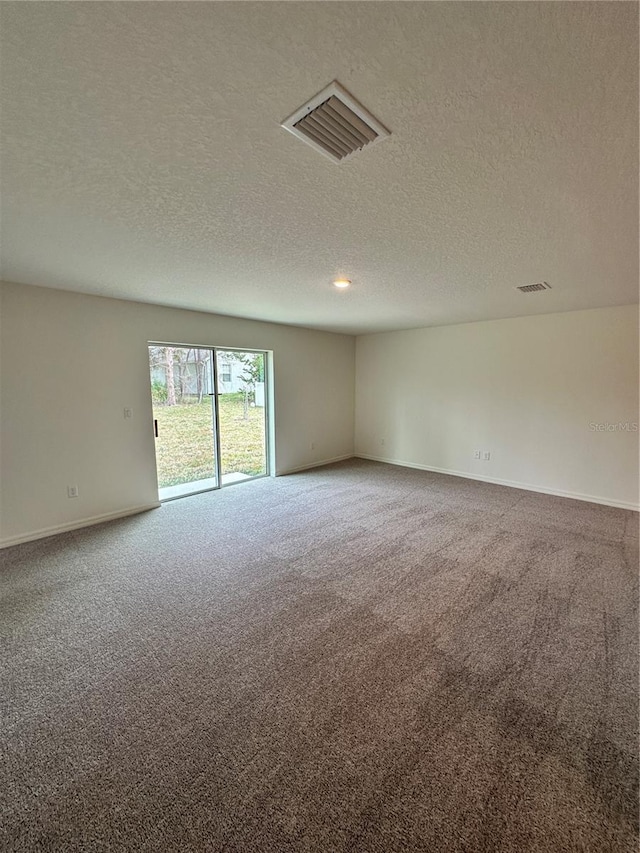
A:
[214, 345, 272, 484]
[149, 342, 271, 501]
[210, 346, 224, 493]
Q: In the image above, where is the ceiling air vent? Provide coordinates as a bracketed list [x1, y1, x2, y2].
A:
[516, 281, 552, 293]
[281, 81, 390, 163]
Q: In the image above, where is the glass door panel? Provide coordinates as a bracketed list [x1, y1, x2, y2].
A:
[149, 346, 218, 499]
[216, 350, 267, 484]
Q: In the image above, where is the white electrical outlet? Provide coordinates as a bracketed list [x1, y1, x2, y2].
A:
[67, 485, 79, 498]
[381, 438, 385, 446]
[124, 407, 132, 419]
[310, 441, 315, 451]
[473, 450, 481, 459]
[483, 451, 491, 461]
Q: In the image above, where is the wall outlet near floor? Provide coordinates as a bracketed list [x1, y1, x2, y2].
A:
[67, 485, 79, 498]
[483, 451, 491, 461]
[381, 438, 385, 446]
[473, 450, 481, 459]
[310, 441, 315, 451]
[124, 407, 132, 419]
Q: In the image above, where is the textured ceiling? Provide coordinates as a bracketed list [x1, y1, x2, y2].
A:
[1, 2, 638, 334]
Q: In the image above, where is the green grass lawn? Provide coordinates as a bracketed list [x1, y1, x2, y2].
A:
[153, 395, 266, 487]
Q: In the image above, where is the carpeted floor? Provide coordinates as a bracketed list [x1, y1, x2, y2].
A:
[1, 459, 638, 852]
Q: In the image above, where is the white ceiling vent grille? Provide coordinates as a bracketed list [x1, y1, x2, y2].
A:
[281, 81, 390, 163]
[516, 281, 552, 293]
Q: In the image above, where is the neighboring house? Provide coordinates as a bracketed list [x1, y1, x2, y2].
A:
[217, 358, 246, 394]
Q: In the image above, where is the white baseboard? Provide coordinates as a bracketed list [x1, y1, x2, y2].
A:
[277, 454, 354, 476]
[0, 503, 162, 549]
[355, 454, 640, 512]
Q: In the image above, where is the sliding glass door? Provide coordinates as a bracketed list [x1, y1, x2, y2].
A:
[148, 345, 268, 500]
[216, 350, 267, 481]
[149, 346, 218, 500]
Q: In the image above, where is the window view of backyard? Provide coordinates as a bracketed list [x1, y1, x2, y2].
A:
[149, 346, 267, 494]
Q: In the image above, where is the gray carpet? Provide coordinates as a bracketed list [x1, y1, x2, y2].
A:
[1, 459, 638, 852]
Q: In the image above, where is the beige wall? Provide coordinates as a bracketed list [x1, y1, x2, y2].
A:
[0, 282, 355, 545]
[355, 305, 639, 509]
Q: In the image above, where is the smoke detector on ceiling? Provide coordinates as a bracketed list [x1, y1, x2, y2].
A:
[281, 81, 390, 163]
[516, 281, 552, 293]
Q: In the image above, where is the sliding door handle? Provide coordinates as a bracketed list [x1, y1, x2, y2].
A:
[154, 419, 158, 438]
